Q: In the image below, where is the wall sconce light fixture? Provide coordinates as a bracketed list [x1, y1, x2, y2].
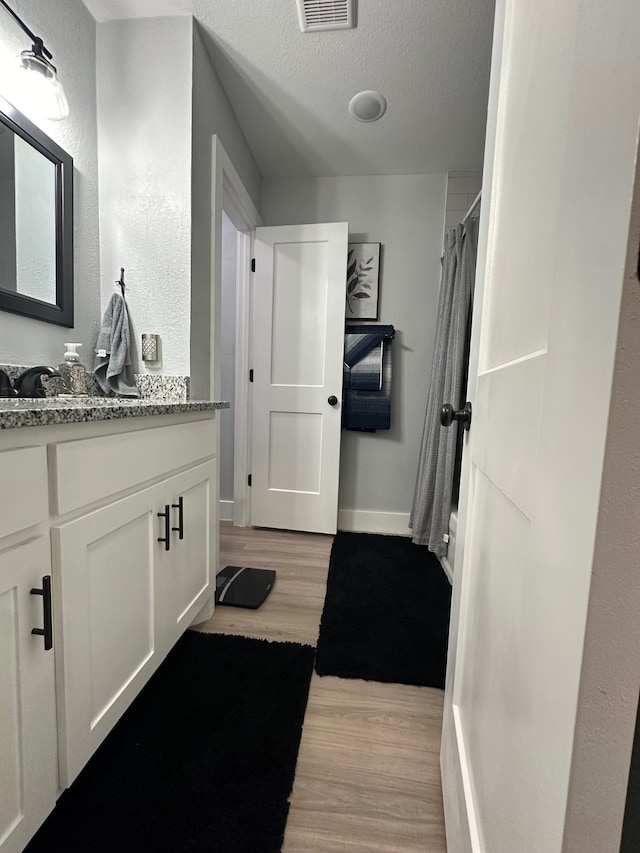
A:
[0, 0, 69, 120]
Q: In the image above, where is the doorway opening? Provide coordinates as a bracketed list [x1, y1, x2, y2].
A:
[219, 209, 240, 522]
[209, 137, 262, 538]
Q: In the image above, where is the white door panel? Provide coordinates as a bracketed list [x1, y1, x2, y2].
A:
[441, 0, 640, 850]
[473, 352, 545, 519]
[270, 240, 328, 386]
[251, 222, 348, 534]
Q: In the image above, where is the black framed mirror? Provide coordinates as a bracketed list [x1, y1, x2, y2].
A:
[0, 94, 73, 326]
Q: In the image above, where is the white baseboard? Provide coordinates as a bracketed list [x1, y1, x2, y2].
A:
[440, 556, 454, 585]
[219, 499, 234, 522]
[337, 509, 411, 536]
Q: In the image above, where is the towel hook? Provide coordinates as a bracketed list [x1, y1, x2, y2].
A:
[116, 267, 126, 296]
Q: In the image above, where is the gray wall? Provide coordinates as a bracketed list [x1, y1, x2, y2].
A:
[189, 20, 261, 400]
[261, 173, 447, 520]
[0, 0, 100, 367]
[97, 16, 193, 375]
[0, 8, 261, 387]
[97, 16, 261, 389]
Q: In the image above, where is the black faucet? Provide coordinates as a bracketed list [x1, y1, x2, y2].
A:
[14, 366, 61, 398]
[0, 369, 17, 398]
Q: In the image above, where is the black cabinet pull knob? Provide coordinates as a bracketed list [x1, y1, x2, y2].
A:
[30, 575, 53, 650]
[328, 395, 338, 406]
[172, 496, 184, 540]
[440, 402, 472, 431]
[157, 505, 171, 550]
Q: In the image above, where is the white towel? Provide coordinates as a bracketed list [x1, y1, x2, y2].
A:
[94, 293, 140, 397]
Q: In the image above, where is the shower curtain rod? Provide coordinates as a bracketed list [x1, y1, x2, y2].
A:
[462, 190, 482, 223]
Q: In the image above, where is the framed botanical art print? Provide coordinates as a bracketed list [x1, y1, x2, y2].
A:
[346, 242, 381, 319]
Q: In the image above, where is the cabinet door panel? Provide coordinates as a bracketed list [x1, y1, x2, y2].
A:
[53, 482, 166, 786]
[85, 513, 155, 727]
[161, 461, 216, 651]
[0, 537, 57, 853]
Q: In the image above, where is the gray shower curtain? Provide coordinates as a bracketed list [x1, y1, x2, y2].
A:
[409, 217, 479, 556]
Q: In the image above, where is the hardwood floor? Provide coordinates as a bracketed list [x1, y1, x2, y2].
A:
[194, 522, 448, 852]
[193, 523, 333, 645]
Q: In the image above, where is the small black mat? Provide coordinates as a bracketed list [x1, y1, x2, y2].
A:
[315, 532, 451, 688]
[26, 632, 315, 853]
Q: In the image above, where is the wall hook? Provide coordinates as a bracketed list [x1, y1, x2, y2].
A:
[116, 267, 125, 296]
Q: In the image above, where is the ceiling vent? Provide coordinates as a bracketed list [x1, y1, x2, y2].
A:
[296, 0, 355, 33]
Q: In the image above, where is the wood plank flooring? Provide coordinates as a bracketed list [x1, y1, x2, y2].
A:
[194, 523, 333, 645]
[194, 523, 448, 852]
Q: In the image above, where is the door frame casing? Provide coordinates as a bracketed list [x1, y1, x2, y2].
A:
[210, 136, 262, 527]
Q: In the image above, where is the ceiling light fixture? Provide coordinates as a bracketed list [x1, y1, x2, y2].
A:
[348, 90, 387, 123]
[0, 0, 69, 120]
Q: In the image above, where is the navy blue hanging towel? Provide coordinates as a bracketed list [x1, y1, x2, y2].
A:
[343, 325, 395, 431]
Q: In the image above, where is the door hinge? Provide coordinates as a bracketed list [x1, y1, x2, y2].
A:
[247, 474, 252, 487]
[251, 258, 256, 273]
[249, 369, 254, 382]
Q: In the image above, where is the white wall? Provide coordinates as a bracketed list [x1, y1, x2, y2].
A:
[569, 148, 640, 850]
[0, 6, 262, 388]
[189, 20, 261, 400]
[97, 16, 193, 376]
[445, 173, 482, 230]
[0, 0, 100, 367]
[97, 16, 260, 389]
[261, 174, 447, 530]
[560, 25, 640, 850]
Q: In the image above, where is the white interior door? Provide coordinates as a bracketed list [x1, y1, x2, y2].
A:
[250, 222, 348, 534]
[441, 0, 640, 851]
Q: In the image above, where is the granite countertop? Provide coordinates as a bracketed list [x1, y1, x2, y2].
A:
[0, 397, 230, 431]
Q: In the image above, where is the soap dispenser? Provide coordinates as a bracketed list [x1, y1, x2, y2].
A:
[59, 343, 87, 396]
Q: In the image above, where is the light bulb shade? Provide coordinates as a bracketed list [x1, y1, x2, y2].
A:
[13, 50, 69, 120]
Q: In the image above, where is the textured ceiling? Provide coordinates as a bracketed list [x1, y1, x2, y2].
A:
[82, 0, 496, 178]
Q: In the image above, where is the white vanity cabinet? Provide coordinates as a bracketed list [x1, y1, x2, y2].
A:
[50, 419, 217, 786]
[0, 409, 219, 850]
[155, 460, 217, 656]
[0, 537, 58, 853]
[52, 479, 169, 786]
[0, 448, 57, 853]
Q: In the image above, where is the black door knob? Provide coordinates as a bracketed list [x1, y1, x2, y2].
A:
[328, 395, 338, 406]
[440, 402, 472, 431]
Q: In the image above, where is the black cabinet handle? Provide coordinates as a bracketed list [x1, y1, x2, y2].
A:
[157, 505, 171, 551]
[30, 575, 53, 651]
[172, 496, 184, 540]
[328, 395, 338, 406]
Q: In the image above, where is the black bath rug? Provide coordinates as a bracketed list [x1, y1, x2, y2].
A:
[26, 631, 315, 853]
[315, 532, 451, 688]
